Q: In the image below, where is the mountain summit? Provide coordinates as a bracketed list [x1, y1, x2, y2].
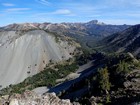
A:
[87, 20, 105, 25]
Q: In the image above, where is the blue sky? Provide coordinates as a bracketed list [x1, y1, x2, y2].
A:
[0, 0, 140, 26]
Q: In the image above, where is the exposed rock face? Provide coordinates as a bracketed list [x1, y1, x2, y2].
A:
[124, 70, 140, 93]
[0, 91, 77, 105]
[0, 29, 80, 89]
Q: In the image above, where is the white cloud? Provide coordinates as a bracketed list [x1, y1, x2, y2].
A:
[31, 9, 75, 18]
[52, 9, 72, 15]
[2, 3, 15, 6]
[36, 0, 50, 5]
[6, 8, 31, 12]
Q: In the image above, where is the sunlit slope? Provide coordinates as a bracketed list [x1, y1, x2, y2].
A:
[0, 30, 78, 88]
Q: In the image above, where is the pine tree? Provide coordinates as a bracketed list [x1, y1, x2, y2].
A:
[97, 67, 111, 94]
[116, 60, 129, 76]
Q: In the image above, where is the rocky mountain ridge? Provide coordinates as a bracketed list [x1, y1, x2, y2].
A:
[0, 20, 130, 37]
[98, 24, 140, 58]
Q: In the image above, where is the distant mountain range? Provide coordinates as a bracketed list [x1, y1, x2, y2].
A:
[0, 20, 130, 37]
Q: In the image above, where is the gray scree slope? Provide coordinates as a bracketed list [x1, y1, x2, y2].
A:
[0, 30, 77, 88]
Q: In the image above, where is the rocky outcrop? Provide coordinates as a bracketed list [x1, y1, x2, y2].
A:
[124, 70, 140, 94]
[0, 91, 79, 105]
